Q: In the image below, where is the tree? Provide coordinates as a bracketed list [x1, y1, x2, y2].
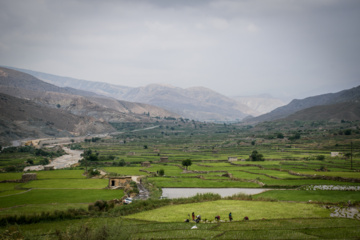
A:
[250, 150, 264, 161]
[289, 133, 301, 141]
[159, 169, 165, 176]
[277, 133, 284, 139]
[144, 145, 148, 149]
[182, 159, 192, 170]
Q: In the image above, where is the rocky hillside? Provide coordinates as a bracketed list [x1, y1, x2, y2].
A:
[0, 67, 178, 120]
[0, 93, 115, 144]
[6, 66, 132, 99]
[0, 67, 181, 144]
[284, 101, 360, 122]
[120, 84, 255, 121]
[8, 67, 258, 121]
[247, 85, 360, 123]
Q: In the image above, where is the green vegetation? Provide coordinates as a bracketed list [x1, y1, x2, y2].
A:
[126, 200, 329, 222]
[0, 119, 359, 238]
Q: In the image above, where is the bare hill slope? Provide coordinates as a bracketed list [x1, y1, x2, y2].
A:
[247, 85, 360, 123]
[0, 93, 114, 144]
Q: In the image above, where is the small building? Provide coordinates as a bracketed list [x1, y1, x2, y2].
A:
[108, 176, 132, 189]
[160, 157, 168, 163]
[141, 161, 151, 167]
[21, 173, 37, 182]
[228, 157, 237, 162]
[331, 152, 343, 157]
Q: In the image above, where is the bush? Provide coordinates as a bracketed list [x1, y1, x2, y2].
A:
[250, 150, 264, 161]
[316, 155, 325, 161]
[159, 169, 165, 176]
[39, 158, 50, 165]
[88, 168, 100, 177]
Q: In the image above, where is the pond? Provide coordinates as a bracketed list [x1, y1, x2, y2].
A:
[161, 188, 272, 199]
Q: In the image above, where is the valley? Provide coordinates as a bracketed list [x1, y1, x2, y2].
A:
[0, 66, 359, 239]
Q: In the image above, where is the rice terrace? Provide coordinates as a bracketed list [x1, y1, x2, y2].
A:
[0, 120, 359, 239]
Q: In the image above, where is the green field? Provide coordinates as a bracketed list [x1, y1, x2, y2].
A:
[125, 200, 329, 222]
[0, 120, 359, 238]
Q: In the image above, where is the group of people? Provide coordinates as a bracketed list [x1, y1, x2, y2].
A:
[215, 212, 233, 221]
[186, 212, 249, 222]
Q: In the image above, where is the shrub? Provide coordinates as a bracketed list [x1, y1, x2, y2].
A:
[88, 168, 100, 177]
[250, 150, 264, 161]
[316, 155, 325, 161]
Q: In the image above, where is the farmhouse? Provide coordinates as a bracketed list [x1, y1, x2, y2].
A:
[160, 157, 168, 163]
[228, 157, 237, 162]
[108, 176, 132, 189]
[141, 161, 151, 167]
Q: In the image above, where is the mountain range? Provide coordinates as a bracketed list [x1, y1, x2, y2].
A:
[0, 67, 178, 144]
[247, 85, 360, 123]
[7, 67, 286, 121]
[1, 65, 359, 144]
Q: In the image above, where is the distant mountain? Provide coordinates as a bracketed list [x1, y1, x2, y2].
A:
[232, 95, 286, 115]
[0, 67, 178, 120]
[0, 67, 181, 144]
[6, 66, 132, 99]
[7, 67, 257, 121]
[284, 101, 360, 122]
[247, 85, 360, 123]
[121, 84, 255, 121]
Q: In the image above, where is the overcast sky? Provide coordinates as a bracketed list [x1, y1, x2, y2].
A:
[1, 0, 359, 100]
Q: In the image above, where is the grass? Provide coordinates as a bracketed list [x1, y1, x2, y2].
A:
[1, 214, 359, 239]
[0, 173, 22, 181]
[0, 203, 88, 216]
[102, 167, 149, 176]
[20, 178, 108, 189]
[0, 189, 124, 209]
[125, 200, 330, 222]
[35, 169, 86, 179]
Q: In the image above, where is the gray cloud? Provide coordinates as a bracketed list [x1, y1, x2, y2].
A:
[0, 0, 359, 100]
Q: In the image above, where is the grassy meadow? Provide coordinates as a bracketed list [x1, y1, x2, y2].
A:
[0, 120, 360, 239]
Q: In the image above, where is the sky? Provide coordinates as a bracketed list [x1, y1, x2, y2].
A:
[0, 0, 359, 100]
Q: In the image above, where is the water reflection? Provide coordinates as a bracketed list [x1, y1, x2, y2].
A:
[161, 188, 272, 199]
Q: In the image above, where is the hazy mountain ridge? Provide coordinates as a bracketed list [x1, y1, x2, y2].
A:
[248, 85, 360, 123]
[0, 67, 180, 144]
[284, 101, 360, 121]
[6, 66, 132, 99]
[232, 95, 286, 115]
[0, 67, 178, 119]
[121, 84, 256, 121]
[7, 67, 286, 121]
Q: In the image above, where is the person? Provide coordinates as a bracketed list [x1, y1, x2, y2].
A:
[192, 212, 195, 221]
[229, 212, 232, 221]
[215, 215, 220, 221]
[244, 216, 249, 221]
[196, 215, 201, 223]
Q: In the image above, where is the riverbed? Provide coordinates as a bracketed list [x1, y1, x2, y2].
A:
[161, 188, 272, 199]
